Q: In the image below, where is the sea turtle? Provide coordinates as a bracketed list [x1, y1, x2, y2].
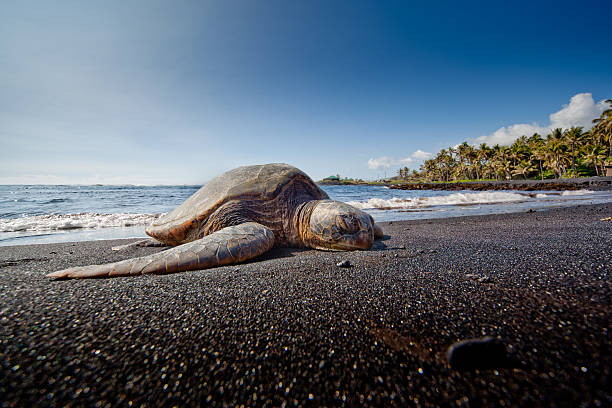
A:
[47, 163, 383, 279]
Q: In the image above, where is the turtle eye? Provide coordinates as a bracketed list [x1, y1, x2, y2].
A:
[338, 215, 359, 232]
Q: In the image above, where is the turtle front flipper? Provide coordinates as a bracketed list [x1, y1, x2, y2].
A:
[111, 238, 167, 251]
[373, 223, 384, 239]
[46, 222, 275, 279]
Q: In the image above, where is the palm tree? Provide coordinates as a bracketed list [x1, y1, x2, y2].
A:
[592, 99, 612, 157]
[397, 166, 410, 179]
[546, 129, 569, 178]
[508, 136, 530, 179]
[512, 160, 535, 180]
[528, 133, 546, 179]
[582, 143, 608, 176]
[491, 144, 512, 180]
[476, 143, 491, 180]
[456, 142, 477, 180]
[563, 127, 584, 177]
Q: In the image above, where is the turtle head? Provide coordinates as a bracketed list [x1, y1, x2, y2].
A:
[303, 200, 375, 251]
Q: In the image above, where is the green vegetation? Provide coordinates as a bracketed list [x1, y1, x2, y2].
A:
[399, 100, 612, 182]
[319, 175, 369, 185]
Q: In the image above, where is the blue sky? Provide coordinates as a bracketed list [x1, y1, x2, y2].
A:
[1, 0, 611, 184]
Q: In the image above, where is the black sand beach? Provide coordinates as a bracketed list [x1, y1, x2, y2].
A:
[1, 203, 610, 407]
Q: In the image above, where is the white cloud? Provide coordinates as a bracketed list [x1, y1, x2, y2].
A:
[474, 93, 607, 146]
[548, 93, 606, 129]
[367, 149, 432, 169]
[411, 149, 433, 160]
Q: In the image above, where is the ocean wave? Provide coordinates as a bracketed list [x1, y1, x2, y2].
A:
[561, 189, 594, 196]
[347, 191, 528, 210]
[0, 213, 161, 232]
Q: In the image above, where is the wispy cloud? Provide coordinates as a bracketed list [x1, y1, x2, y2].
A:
[367, 156, 411, 169]
[367, 150, 432, 170]
[473, 93, 607, 146]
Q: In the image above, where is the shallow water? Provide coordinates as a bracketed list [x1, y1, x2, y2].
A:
[1, 184, 610, 246]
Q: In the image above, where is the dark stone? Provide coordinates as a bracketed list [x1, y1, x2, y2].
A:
[447, 336, 509, 370]
[336, 260, 351, 268]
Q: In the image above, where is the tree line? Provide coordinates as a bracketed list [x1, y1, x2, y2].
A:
[398, 99, 612, 181]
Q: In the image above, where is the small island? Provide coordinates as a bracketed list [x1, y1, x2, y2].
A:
[318, 174, 373, 185]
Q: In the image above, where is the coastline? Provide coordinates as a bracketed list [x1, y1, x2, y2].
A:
[1, 203, 610, 406]
[318, 176, 612, 191]
[390, 176, 612, 191]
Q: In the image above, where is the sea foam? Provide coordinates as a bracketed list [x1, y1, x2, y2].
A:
[561, 189, 594, 196]
[0, 213, 161, 232]
[347, 191, 529, 210]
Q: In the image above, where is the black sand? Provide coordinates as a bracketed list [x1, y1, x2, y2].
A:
[1, 204, 610, 407]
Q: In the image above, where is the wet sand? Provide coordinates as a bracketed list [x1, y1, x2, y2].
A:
[1, 203, 610, 407]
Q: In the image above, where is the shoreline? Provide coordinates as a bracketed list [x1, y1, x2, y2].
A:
[1, 203, 611, 406]
[318, 176, 612, 191]
[390, 176, 612, 191]
[4, 184, 611, 248]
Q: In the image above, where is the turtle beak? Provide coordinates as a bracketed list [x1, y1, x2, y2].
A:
[353, 229, 374, 249]
[332, 229, 374, 250]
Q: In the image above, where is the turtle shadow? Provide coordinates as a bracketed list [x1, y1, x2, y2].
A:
[256, 242, 388, 262]
[372, 240, 388, 251]
[379, 234, 391, 241]
[257, 246, 311, 262]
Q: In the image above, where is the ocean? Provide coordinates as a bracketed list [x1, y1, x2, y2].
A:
[1, 184, 611, 246]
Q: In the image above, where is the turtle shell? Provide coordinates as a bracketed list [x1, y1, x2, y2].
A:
[146, 163, 328, 245]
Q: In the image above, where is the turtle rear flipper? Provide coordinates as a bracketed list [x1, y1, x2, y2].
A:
[46, 222, 275, 279]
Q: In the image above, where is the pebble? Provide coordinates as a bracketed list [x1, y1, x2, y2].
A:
[336, 260, 351, 268]
[465, 274, 492, 283]
[447, 337, 510, 370]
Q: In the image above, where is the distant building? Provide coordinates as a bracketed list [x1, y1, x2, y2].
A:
[605, 164, 612, 177]
[323, 175, 340, 181]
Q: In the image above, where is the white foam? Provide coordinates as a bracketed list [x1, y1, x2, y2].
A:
[0, 213, 161, 233]
[347, 191, 527, 210]
[561, 189, 594, 196]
